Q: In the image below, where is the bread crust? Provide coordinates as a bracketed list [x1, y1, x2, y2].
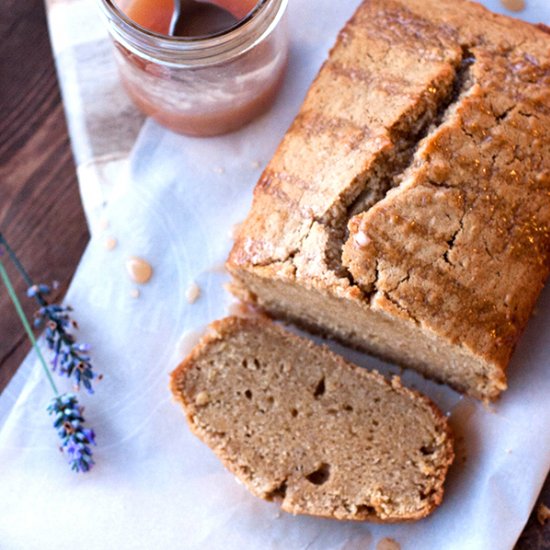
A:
[227, 0, 550, 400]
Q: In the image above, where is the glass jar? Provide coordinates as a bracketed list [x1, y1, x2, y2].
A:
[98, 0, 289, 136]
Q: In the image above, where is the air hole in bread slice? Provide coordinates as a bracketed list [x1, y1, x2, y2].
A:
[306, 463, 331, 485]
[314, 377, 326, 398]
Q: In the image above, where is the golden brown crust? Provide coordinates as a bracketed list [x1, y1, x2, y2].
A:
[227, 0, 550, 400]
[171, 316, 454, 522]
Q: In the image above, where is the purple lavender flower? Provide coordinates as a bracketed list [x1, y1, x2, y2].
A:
[1, 233, 99, 473]
[29, 283, 99, 394]
[47, 394, 96, 473]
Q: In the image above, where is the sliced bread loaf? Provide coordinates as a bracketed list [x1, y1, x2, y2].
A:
[170, 316, 454, 521]
[227, 0, 550, 401]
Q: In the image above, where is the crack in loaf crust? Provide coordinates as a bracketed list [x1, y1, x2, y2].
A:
[227, 0, 550, 400]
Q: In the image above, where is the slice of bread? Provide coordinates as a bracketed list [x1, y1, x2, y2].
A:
[170, 316, 454, 521]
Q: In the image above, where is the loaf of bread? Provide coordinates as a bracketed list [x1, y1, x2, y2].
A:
[227, 0, 550, 400]
[170, 316, 454, 521]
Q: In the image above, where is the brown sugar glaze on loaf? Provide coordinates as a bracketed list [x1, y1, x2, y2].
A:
[227, 0, 550, 400]
[170, 317, 454, 521]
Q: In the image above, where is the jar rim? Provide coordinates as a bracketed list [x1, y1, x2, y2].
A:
[100, 0, 267, 43]
[97, 0, 287, 66]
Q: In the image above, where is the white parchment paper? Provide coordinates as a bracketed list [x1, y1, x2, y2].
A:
[0, 1, 549, 548]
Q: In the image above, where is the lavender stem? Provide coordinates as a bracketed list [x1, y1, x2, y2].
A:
[0, 258, 59, 396]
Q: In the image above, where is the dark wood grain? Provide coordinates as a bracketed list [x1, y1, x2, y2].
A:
[0, 0, 89, 391]
[0, 0, 547, 547]
[517, 480, 550, 550]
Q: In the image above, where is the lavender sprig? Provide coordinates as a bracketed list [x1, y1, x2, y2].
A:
[29, 284, 97, 393]
[0, 234, 97, 473]
[47, 394, 96, 472]
[0, 232, 99, 393]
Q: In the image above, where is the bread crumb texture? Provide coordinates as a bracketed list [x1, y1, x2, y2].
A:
[227, 0, 550, 401]
[171, 317, 454, 522]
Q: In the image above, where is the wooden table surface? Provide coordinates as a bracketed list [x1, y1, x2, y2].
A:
[0, 0, 548, 547]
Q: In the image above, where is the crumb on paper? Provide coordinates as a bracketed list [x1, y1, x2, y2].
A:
[195, 391, 210, 406]
[129, 288, 140, 299]
[506, 448, 513, 454]
[98, 217, 109, 231]
[537, 503, 550, 526]
[213, 166, 225, 174]
[104, 237, 117, 251]
[186, 282, 201, 304]
[376, 538, 401, 550]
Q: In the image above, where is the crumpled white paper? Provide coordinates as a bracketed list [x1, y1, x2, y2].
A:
[0, 1, 549, 549]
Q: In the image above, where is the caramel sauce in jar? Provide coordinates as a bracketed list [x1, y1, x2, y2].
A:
[99, 0, 288, 136]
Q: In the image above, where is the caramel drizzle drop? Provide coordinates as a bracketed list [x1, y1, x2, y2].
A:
[126, 256, 153, 284]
